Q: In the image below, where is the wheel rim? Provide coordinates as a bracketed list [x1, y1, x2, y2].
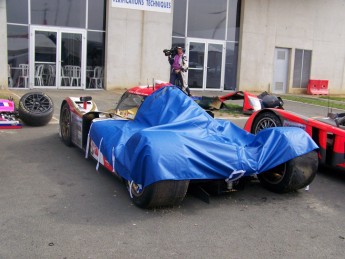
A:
[61, 106, 71, 139]
[260, 163, 286, 184]
[254, 117, 279, 133]
[128, 181, 143, 197]
[23, 93, 51, 113]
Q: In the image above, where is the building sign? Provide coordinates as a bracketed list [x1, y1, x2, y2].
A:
[112, 0, 171, 13]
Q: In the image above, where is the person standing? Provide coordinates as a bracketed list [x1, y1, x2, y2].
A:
[169, 46, 191, 96]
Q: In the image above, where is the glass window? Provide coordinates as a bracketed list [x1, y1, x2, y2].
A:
[227, 0, 241, 41]
[6, 0, 28, 24]
[88, 0, 106, 30]
[301, 50, 312, 88]
[293, 49, 312, 88]
[206, 43, 223, 89]
[116, 92, 145, 116]
[188, 42, 205, 89]
[171, 37, 185, 50]
[61, 32, 82, 66]
[31, 0, 86, 28]
[87, 31, 105, 88]
[7, 25, 29, 88]
[224, 42, 239, 90]
[172, 0, 186, 37]
[7, 25, 29, 67]
[35, 31, 57, 63]
[292, 49, 303, 88]
[187, 0, 227, 40]
[87, 31, 105, 67]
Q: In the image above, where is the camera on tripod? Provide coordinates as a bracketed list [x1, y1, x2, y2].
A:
[163, 47, 178, 58]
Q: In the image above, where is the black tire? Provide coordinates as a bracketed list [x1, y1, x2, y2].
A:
[59, 102, 72, 146]
[258, 151, 318, 193]
[18, 92, 54, 126]
[127, 180, 189, 209]
[252, 111, 282, 134]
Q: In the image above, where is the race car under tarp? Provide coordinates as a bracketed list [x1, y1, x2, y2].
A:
[78, 86, 319, 208]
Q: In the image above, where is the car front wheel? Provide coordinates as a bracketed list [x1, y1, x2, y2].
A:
[60, 102, 72, 146]
[252, 111, 282, 134]
[258, 151, 318, 193]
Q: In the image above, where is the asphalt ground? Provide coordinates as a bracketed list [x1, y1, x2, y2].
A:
[1, 88, 345, 258]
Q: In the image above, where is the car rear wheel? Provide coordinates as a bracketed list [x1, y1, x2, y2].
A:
[60, 102, 72, 146]
[127, 180, 190, 209]
[258, 151, 318, 193]
[252, 111, 282, 134]
[18, 92, 54, 126]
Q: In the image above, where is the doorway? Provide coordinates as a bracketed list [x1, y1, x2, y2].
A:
[273, 48, 290, 94]
[29, 26, 86, 89]
[186, 39, 226, 91]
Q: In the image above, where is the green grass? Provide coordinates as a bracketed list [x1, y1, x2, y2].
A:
[319, 96, 345, 102]
[214, 102, 244, 117]
[282, 95, 345, 110]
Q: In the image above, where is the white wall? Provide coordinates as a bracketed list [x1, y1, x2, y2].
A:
[0, 1, 8, 89]
[105, 2, 173, 89]
[238, 0, 345, 94]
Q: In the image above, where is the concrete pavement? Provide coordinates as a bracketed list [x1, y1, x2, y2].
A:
[1, 88, 345, 258]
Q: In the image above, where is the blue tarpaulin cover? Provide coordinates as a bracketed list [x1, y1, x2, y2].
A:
[89, 87, 318, 188]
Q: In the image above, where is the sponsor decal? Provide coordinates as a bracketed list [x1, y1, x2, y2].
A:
[0, 102, 9, 107]
[283, 120, 306, 130]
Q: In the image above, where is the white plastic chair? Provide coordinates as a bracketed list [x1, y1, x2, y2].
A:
[17, 64, 29, 88]
[47, 65, 56, 86]
[88, 66, 103, 88]
[35, 65, 44, 86]
[61, 66, 71, 86]
[70, 66, 81, 86]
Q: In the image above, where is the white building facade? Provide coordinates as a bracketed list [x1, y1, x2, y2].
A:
[1, 0, 345, 94]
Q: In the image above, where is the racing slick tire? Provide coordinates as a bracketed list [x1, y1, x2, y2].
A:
[258, 151, 318, 193]
[127, 180, 190, 209]
[18, 92, 54, 126]
[251, 111, 282, 134]
[59, 102, 73, 146]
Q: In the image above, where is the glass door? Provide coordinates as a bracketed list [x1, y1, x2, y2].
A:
[31, 29, 57, 88]
[186, 39, 225, 90]
[206, 43, 225, 90]
[59, 31, 85, 89]
[187, 41, 205, 89]
[30, 26, 86, 89]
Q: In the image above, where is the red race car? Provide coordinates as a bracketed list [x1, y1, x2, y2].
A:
[244, 108, 345, 169]
[114, 80, 284, 119]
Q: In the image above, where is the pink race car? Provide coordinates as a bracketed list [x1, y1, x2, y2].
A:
[0, 98, 21, 129]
